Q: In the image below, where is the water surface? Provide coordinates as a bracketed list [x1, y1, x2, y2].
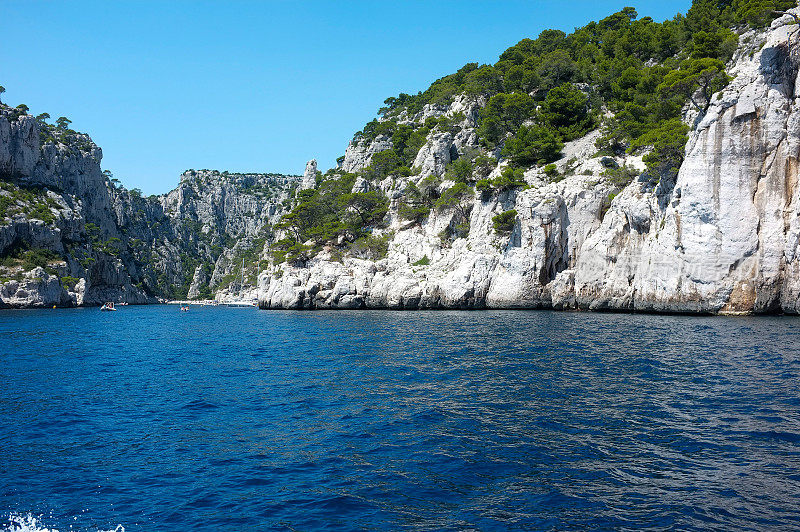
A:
[1, 306, 800, 530]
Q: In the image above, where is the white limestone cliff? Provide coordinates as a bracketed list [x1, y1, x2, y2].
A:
[258, 13, 800, 314]
[0, 108, 301, 307]
[301, 159, 317, 190]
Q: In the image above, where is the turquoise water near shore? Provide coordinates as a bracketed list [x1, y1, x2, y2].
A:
[2, 306, 800, 530]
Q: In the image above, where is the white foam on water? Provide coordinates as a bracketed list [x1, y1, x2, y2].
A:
[3, 513, 124, 532]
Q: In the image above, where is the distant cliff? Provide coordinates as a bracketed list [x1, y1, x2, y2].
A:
[0, 106, 300, 307]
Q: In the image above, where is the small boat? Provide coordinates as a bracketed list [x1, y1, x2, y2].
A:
[225, 299, 257, 307]
[180, 305, 189, 312]
[100, 302, 117, 311]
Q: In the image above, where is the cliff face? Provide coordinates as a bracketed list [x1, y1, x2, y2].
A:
[133, 169, 298, 300]
[0, 109, 153, 307]
[258, 13, 800, 315]
[6, 11, 800, 314]
[0, 108, 300, 307]
[573, 18, 800, 314]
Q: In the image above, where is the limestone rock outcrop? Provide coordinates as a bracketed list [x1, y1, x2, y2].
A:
[1, 105, 301, 307]
[6, 11, 800, 314]
[258, 13, 800, 314]
[342, 135, 393, 173]
[301, 159, 317, 190]
[0, 267, 70, 309]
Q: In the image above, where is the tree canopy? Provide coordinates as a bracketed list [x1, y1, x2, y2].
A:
[364, 0, 794, 174]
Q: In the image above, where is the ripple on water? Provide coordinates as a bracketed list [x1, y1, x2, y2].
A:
[1, 308, 800, 530]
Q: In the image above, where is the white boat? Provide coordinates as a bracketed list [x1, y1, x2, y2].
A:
[225, 300, 257, 307]
[100, 302, 117, 311]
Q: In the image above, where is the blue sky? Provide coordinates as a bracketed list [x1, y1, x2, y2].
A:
[1, 1, 691, 195]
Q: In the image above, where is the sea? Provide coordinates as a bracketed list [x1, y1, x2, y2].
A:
[1, 306, 799, 531]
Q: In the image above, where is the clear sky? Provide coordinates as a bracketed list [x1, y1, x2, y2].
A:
[1, 0, 691, 195]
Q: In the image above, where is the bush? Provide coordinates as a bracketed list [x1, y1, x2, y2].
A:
[477, 92, 537, 147]
[362, 150, 402, 181]
[492, 167, 527, 190]
[434, 182, 473, 211]
[398, 178, 440, 223]
[475, 168, 527, 197]
[735, 0, 795, 28]
[21, 248, 60, 271]
[472, 154, 496, 178]
[602, 164, 640, 189]
[412, 255, 431, 266]
[475, 179, 492, 192]
[61, 276, 79, 290]
[444, 158, 475, 182]
[541, 83, 595, 141]
[502, 125, 563, 167]
[348, 233, 392, 260]
[629, 118, 689, 178]
[492, 210, 518, 233]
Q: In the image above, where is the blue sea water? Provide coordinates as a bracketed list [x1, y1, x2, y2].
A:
[1, 306, 800, 531]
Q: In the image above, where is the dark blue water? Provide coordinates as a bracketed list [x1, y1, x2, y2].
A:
[2, 307, 800, 531]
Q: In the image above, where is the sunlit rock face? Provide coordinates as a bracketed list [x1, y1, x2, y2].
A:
[6, 11, 800, 312]
[301, 159, 317, 190]
[573, 15, 800, 314]
[0, 105, 301, 307]
[260, 12, 800, 314]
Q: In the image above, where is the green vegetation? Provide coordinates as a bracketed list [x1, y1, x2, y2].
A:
[492, 209, 518, 233]
[271, 173, 390, 264]
[502, 125, 564, 167]
[2, 94, 99, 154]
[412, 255, 431, 266]
[477, 92, 537, 147]
[544, 164, 559, 179]
[352, 116, 471, 180]
[434, 182, 473, 211]
[658, 58, 730, 113]
[367, 0, 791, 177]
[397, 177, 476, 238]
[444, 157, 476, 183]
[347, 232, 393, 260]
[0, 181, 60, 224]
[628, 118, 691, 175]
[602, 164, 641, 189]
[84, 222, 121, 257]
[23, 248, 59, 270]
[266, 1, 795, 271]
[0, 245, 61, 276]
[398, 176, 441, 223]
[476, 167, 528, 196]
[60, 276, 79, 290]
[737, 0, 796, 26]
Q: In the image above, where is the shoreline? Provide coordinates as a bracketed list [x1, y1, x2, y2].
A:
[3, 301, 798, 317]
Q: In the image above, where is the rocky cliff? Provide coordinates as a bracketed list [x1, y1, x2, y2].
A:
[258, 11, 800, 315]
[0, 106, 300, 307]
[5, 4, 800, 314]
